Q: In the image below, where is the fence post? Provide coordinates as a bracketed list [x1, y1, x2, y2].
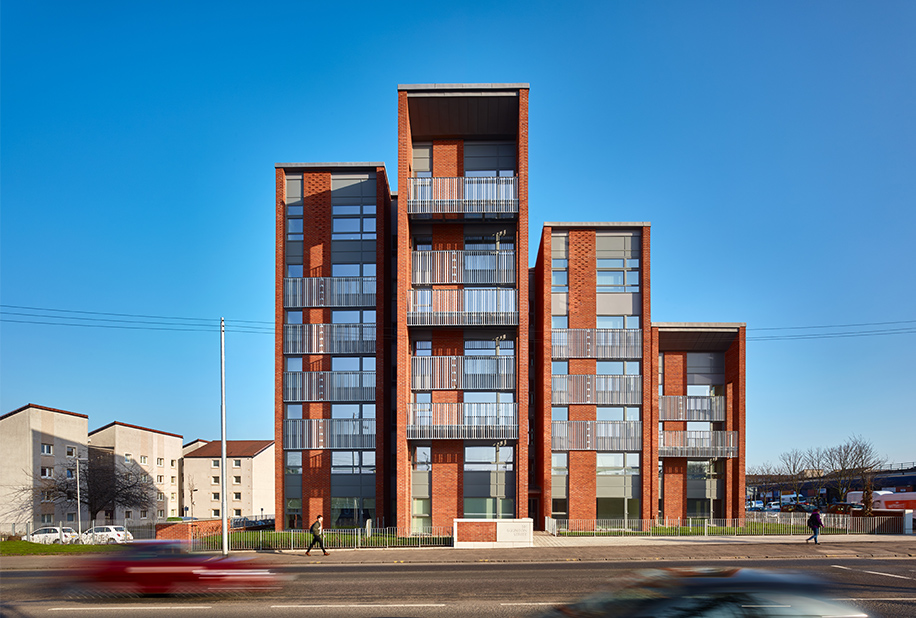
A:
[705, 519, 708, 536]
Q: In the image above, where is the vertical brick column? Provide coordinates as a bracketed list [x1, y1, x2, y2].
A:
[431, 441, 463, 527]
[274, 169, 286, 530]
[641, 228, 657, 521]
[662, 458, 687, 520]
[724, 326, 746, 518]
[535, 226, 552, 526]
[569, 451, 597, 521]
[515, 87, 530, 520]
[395, 90, 413, 530]
[304, 451, 331, 523]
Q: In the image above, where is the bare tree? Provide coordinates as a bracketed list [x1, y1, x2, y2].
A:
[825, 440, 857, 502]
[804, 446, 831, 505]
[848, 435, 886, 515]
[778, 448, 807, 502]
[747, 461, 780, 506]
[30, 446, 158, 521]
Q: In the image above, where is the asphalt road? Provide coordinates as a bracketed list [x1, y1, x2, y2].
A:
[2, 557, 915, 617]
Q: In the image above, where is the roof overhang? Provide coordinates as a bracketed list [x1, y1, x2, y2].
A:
[275, 162, 385, 170]
[654, 322, 745, 352]
[400, 84, 527, 141]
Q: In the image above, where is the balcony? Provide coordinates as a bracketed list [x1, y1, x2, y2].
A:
[552, 421, 643, 451]
[284, 324, 376, 355]
[659, 396, 726, 422]
[408, 288, 518, 326]
[412, 250, 516, 285]
[284, 277, 376, 308]
[406, 403, 518, 440]
[551, 329, 642, 359]
[411, 356, 515, 390]
[283, 371, 375, 402]
[658, 430, 738, 458]
[407, 177, 518, 215]
[284, 419, 376, 450]
[551, 375, 642, 405]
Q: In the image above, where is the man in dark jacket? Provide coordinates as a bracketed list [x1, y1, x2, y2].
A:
[806, 508, 823, 544]
[306, 514, 329, 556]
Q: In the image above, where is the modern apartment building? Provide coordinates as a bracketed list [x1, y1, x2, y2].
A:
[182, 440, 275, 519]
[0, 404, 90, 527]
[89, 421, 183, 521]
[275, 83, 746, 531]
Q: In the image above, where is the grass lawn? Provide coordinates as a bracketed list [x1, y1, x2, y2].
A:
[0, 540, 125, 556]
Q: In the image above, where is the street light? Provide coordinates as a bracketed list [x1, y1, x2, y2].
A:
[494, 440, 507, 519]
[68, 452, 88, 537]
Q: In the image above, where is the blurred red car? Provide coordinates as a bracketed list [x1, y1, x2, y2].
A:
[79, 540, 280, 595]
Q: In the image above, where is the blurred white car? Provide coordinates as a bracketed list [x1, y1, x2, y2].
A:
[29, 526, 79, 544]
[80, 525, 134, 544]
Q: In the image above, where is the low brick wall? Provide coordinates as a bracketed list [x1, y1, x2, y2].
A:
[453, 518, 533, 548]
[155, 519, 222, 541]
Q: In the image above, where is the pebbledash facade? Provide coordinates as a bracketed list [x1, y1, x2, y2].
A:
[275, 83, 746, 532]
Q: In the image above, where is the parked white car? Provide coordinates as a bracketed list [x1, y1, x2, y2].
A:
[80, 525, 133, 544]
[29, 526, 79, 544]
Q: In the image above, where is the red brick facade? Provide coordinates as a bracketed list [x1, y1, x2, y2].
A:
[275, 84, 746, 532]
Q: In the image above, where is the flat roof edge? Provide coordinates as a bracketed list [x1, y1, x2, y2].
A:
[544, 222, 651, 228]
[399, 83, 529, 91]
[654, 322, 746, 330]
[275, 162, 386, 169]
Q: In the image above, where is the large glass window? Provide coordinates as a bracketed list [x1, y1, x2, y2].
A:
[331, 451, 375, 474]
[597, 452, 640, 475]
[597, 258, 640, 293]
[464, 445, 514, 472]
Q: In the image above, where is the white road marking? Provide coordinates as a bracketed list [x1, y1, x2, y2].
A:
[500, 602, 558, 606]
[49, 608, 212, 612]
[270, 604, 446, 608]
[832, 564, 914, 580]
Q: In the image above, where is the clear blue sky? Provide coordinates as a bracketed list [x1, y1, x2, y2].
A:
[2, 1, 914, 466]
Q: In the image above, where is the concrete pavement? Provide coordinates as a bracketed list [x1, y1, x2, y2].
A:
[2, 533, 914, 571]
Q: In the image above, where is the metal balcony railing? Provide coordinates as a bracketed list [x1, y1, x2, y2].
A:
[283, 371, 376, 402]
[412, 250, 516, 285]
[284, 277, 376, 308]
[284, 324, 376, 355]
[406, 403, 518, 440]
[407, 177, 518, 214]
[551, 329, 642, 359]
[552, 421, 643, 451]
[408, 288, 518, 326]
[659, 396, 726, 422]
[658, 430, 738, 458]
[411, 355, 516, 390]
[283, 419, 376, 450]
[551, 375, 642, 405]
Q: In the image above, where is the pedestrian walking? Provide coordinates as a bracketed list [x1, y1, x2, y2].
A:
[306, 514, 330, 556]
[806, 508, 823, 544]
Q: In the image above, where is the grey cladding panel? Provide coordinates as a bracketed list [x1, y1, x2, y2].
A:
[596, 293, 641, 315]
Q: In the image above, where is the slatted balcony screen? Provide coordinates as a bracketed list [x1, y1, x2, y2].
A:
[284, 324, 376, 355]
[551, 329, 642, 359]
[410, 356, 516, 390]
[412, 250, 516, 285]
[658, 396, 726, 421]
[551, 374, 642, 405]
[407, 177, 518, 214]
[551, 421, 643, 451]
[283, 371, 376, 402]
[659, 430, 738, 458]
[284, 277, 376, 308]
[406, 403, 518, 440]
[407, 288, 518, 326]
[283, 419, 376, 450]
